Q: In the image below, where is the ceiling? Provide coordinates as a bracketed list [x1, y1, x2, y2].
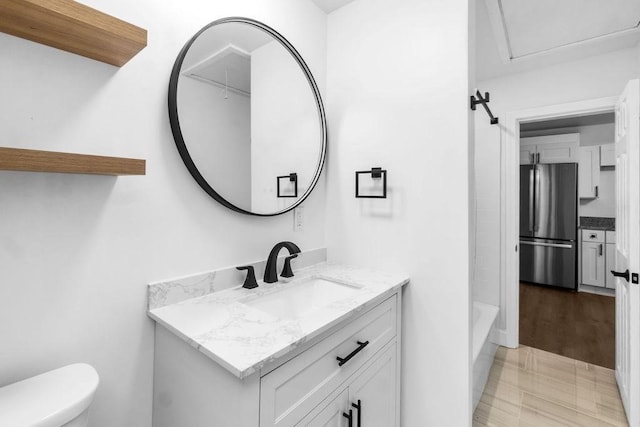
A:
[476, 0, 640, 81]
[520, 112, 615, 132]
[310, 0, 356, 14]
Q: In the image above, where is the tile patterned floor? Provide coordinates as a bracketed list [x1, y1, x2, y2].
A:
[473, 345, 628, 426]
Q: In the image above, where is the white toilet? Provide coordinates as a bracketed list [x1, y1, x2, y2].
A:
[0, 363, 99, 427]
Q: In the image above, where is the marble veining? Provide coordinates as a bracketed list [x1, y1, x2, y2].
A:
[148, 262, 409, 379]
[148, 272, 216, 310]
[148, 247, 327, 310]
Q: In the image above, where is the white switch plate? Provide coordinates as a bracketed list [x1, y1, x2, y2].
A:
[294, 207, 304, 232]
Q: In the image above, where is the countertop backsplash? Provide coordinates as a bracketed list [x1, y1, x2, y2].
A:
[579, 216, 615, 231]
[147, 247, 327, 310]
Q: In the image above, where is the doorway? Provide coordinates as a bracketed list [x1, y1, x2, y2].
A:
[499, 96, 618, 349]
[516, 113, 617, 368]
[498, 86, 640, 425]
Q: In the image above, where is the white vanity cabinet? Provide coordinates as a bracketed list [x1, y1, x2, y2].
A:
[152, 291, 402, 427]
[298, 342, 397, 427]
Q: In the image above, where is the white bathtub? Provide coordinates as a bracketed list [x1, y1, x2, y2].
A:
[472, 301, 499, 411]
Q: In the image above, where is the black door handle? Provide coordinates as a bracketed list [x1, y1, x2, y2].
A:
[343, 409, 353, 427]
[611, 269, 630, 282]
[352, 400, 362, 427]
[337, 341, 369, 366]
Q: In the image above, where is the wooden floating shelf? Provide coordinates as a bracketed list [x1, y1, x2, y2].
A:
[0, 147, 146, 176]
[0, 0, 147, 66]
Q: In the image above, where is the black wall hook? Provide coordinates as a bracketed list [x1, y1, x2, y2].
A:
[470, 90, 499, 125]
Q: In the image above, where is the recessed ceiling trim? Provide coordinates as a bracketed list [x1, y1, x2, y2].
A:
[510, 25, 640, 62]
[484, 0, 640, 64]
[484, 0, 512, 63]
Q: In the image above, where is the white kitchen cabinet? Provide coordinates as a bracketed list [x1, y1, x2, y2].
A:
[582, 241, 606, 287]
[519, 134, 580, 165]
[600, 144, 616, 167]
[520, 143, 537, 165]
[582, 230, 606, 287]
[579, 146, 601, 198]
[152, 292, 402, 427]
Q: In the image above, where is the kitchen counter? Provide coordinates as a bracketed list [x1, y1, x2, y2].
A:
[147, 263, 409, 379]
[579, 216, 615, 231]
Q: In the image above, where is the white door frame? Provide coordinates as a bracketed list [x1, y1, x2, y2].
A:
[500, 96, 618, 347]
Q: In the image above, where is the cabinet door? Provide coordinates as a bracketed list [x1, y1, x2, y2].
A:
[347, 343, 397, 427]
[579, 146, 600, 198]
[600, 144, 616, 167]
[520, 144, 536, 165]
[537, 142, 579, 163]
[297, 389, 350, 427]
[606, 243, 616, 289]
[582, 241, 605, 287]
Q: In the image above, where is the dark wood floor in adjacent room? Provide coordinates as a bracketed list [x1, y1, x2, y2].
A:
[519, 282, 615, 369]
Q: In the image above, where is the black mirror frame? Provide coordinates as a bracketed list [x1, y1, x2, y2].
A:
[168, 17, 327, 217]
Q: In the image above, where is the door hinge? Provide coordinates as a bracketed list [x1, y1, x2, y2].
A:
[515, 245, 518, 252]
[632, 273, 639, 284]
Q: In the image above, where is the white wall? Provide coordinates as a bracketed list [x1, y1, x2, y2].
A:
[0, 2, 326, 426]
[474, 47, 638, 326]
[250, 40, 322, 214]
[178, 77, 252, 210]
[326, 0, 474, 425]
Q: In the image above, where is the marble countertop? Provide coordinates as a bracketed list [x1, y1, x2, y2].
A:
[148, 263, 409, 379]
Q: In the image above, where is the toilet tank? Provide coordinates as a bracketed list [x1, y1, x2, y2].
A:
[0, 363, 99, 427]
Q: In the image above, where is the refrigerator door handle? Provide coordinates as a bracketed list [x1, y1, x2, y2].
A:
[520, 241, 573, 249]
[529, 168, 534, 232]
[534, 167, 541, 232]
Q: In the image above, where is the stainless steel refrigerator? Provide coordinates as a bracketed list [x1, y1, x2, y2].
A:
[520, 163, 578, 289]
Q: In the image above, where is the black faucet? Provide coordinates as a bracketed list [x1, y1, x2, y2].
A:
[264, 241, 301, 283]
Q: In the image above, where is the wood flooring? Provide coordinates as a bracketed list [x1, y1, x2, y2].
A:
[519, 282, 615, 369]
[473, 346, 628, 426]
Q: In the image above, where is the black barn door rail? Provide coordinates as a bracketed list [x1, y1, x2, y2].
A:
[470, 90, 499, 125]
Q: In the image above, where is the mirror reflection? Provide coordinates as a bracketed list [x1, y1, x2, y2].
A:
[172, 19, 325, 216]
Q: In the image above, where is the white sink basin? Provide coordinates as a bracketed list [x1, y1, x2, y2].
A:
[241, 277, 359, 319]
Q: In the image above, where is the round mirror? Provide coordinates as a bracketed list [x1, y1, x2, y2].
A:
[168, 17, 327, 216]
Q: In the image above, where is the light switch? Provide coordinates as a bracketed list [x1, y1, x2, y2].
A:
[294, 207, 304, 232]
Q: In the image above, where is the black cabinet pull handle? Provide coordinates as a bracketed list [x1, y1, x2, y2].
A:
[336, 341, 369, 366]
[352, 400, 362, 427]
[599, 244, 603, 256]
[611, 269, 630, 282]
[343, 409, 353, 427]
